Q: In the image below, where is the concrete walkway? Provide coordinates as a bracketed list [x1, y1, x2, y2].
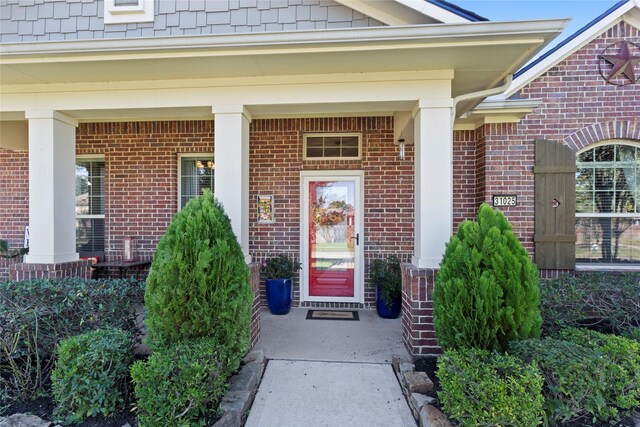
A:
[245, 308, 416, 427]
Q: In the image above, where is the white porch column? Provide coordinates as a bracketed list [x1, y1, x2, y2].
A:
[412, 99, 454, 269]
[23, 110, 79, 264]
[213, 105, 251, 262]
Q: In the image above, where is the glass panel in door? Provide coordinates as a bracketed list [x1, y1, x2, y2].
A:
[309, 180, 356, 297]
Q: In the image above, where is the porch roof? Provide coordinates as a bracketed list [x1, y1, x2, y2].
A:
[0, 18, 567, 119]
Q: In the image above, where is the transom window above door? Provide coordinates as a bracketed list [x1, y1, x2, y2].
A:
[179, 155, 214, 210]
[303, 134, 361, 160]
[575, 142, 640, 266]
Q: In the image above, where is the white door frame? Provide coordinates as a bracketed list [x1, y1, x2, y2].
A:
[300, 170, 365, 304]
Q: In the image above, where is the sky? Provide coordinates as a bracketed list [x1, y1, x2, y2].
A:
[454, 0, 622, 58]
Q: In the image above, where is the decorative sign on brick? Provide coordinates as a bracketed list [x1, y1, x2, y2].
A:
[492, 195, 517, 207]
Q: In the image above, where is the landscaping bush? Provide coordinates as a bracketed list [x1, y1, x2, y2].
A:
[0, 277, 144, 401]
[145, 190, 252, 369]
[559, 328, 639, 414]
[130, 336, 230, 427]
[51, 328, 133, 423]
[624, 327, 640, 342]
[437, 348, 544, 427]
[540, 272, 640, 336]
[510, 337, 631, 424]
[433, 203, 541, 352]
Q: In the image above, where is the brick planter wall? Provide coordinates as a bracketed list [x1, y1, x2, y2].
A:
[401, 264, 441, 358]
[10, 259, 92, 281]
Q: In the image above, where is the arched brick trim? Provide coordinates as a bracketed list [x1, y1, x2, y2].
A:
[564, 121, 640, 152]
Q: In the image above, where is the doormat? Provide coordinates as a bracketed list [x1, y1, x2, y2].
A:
[306, 310, 359, 321]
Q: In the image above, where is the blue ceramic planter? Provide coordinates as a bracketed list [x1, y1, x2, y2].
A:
[376, 286, 401, 319]
[266, 278, 293, 315]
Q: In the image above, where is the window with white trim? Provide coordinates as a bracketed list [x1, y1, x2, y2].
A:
[76, 157, 105, 253]
[303, 134, 361, 160]
[104, 0, 154, 24]
[179, 155, 214, 209]
[575, 142, 640, 265]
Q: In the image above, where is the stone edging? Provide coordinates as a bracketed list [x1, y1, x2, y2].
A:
[213, 349, 266, 427]
[391, 355, 452, 427]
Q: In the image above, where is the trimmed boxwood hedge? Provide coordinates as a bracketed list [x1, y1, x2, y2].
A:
[130, 336, 231, 427]
[51, 328, 133, 423]
[437, 348, 544, 427]
[0, 277, 144, 401]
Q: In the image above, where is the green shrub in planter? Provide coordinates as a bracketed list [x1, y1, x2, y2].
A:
[145, 190, 252, 367]
[510, 337, 623, 424]
[559, 328, 639, 414]
[51, 328, 132, 423]
[433, 203, 542, 352]
[130, 336, 230, 427]
[437, 348, 544, 427]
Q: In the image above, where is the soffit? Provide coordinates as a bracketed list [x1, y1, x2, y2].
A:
[1, 20, 567, 115]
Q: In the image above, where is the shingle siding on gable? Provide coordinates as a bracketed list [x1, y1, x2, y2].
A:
[0, 0, 384, 42]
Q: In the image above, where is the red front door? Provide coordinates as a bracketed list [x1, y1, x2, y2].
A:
[308, 180, 356, 297]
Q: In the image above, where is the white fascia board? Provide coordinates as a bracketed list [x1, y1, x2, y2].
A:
[502, 1, 637, 98]
[472, 98, 543, 113]
[333, 0, 470, 25]
[0, 19, 567, 63]
[395, 0, 471, 23]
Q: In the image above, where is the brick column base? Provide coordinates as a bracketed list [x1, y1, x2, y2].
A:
[401, 263, 442, 358]
[0, 257, 23, 281]
[248, 262, 261, 350]
[10, 259, 92, 281]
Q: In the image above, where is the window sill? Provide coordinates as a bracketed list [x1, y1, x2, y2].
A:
[576, 264, 640, 272]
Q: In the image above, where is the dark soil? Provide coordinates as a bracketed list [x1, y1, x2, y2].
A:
[413, 356, 637, 427]
[4, 396, 137, 427]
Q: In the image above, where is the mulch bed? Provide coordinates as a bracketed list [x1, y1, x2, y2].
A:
[413, 356, 637, 427]
[4, 397, 137, 427]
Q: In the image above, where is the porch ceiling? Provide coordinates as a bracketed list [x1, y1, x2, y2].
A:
[0, 19, 567, 118]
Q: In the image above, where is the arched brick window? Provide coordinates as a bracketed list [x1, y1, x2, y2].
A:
[575, 141, 640, 266]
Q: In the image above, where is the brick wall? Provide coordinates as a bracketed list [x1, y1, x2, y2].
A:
[453, 22, 640, 263]
[249, 117, 414, 308]
[453, 129, 478, 230]
[77, 121, 215, 263]
[0, 149, 29, 249]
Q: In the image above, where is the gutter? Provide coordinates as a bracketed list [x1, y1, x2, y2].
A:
[451, 74, 513, 126]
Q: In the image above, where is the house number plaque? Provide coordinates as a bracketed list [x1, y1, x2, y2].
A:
[492, 195, 517, 207]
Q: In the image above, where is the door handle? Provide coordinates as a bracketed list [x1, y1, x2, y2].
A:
[350, 233, 359, 246]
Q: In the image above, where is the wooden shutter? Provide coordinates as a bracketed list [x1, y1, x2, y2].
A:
[534, 139, 576, 270]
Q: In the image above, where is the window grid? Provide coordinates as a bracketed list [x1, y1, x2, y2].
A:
[179, 155, 214, 209]
[303, 134, 361, 160]
[76, 158, 105, 252]
[575, 143, 640, 265]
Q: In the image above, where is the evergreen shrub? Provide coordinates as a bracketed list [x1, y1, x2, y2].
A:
[51, 328, 132, 423]
[130, 336, 230, 427]
[0, 278, 143, 401]
[145, 190, 252, 366]
[540, 272, 640, 336]
[510, 336, 636, 424]
[559, 328, 639, 414]
[437, 348, 544, 427]
[433, 203, 541, 352]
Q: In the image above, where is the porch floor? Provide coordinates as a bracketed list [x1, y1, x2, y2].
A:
[253, 307, 410, 363]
